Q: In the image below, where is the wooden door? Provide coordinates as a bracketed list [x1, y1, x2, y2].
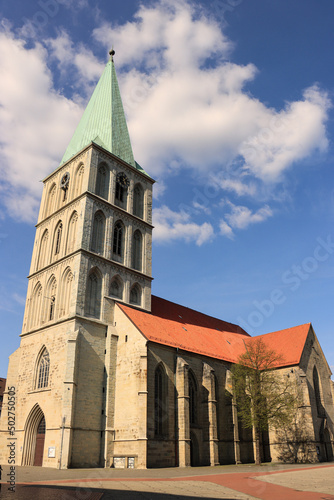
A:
[33, 417, 45, 466]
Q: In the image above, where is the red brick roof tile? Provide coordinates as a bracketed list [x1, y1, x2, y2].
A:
[117, 296, 310, 366]
[247, 323, 311, 368]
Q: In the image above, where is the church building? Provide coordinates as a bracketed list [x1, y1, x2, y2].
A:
[0, 52, 333, 469]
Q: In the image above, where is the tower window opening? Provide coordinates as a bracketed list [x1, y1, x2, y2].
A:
[49, 296, 55, 321]
[54, 223, 63, 255]
[113, 222, 123, 256]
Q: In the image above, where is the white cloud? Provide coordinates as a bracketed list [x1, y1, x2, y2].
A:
[220, 203, 273, 238]
[240, 86, 331, 182]
[219, 220, 234, 239]
[0, 0, 331, 235]
[92, 0, 330, 183]
[93, 0, 233, 71]
[214, 177, 257, 197]
[46, 31, 104, 96]
[152, 181, 167, 200]
[153, 206, 214, 246]
[0, 28, 84, 221]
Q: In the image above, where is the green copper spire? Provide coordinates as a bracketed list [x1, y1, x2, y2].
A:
[60, 50, 136, 168]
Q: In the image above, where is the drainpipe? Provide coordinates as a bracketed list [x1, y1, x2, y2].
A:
[59, 416, 66, 469]
[174, 348, 179, 467]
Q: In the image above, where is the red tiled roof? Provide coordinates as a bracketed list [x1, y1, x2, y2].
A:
[247, 323, 311, 368]
[118, 296, 249, 362]
[117, 296, 310, 366]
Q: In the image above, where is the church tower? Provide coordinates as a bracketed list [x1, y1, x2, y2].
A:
[0, 51, 154, 468]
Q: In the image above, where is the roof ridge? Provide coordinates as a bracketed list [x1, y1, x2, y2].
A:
[254, 323, 311, 338]
[151, 294, 245, 331]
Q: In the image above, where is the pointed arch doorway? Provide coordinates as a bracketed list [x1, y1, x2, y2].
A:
[34, 416, 46, 466]
[22, 405, 46, 466]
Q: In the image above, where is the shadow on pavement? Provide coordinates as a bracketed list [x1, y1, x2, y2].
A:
[0, 484, 242, 500]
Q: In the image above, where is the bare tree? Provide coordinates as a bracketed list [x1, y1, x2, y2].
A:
[232, 337, 299, 465]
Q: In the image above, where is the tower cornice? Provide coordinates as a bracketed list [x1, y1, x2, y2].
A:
[43, 143, 155, 185]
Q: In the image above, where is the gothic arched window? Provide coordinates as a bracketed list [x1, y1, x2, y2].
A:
[30, 282, 43, 329]
[113, 221, 124, 258]
[91, 211, 106, 255]
[37, 229, 49, 270]
[130, 283, 141, 306]
[66, 211, 78, 254]
[85, 269, 102, 319]
[74, 164, 84, 198]
[53, 221, 63, 257]
[44, 183, 56, 218]
[313, 366, 323, 417]
[115, 172, 129, 209]
[132, 230, 143, 271]
[189, 371, 198, 425]
[154, 364, 168, 437]
[46, 276, 57, 322]
[133, 183, 144, 219]
[59, 268, 73, 317]
[36, 348, 50, 389]
[96, 164, 109, 199]
[109, 276, 123, 299]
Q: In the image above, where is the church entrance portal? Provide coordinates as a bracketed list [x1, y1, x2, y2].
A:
[22, 404, 46, 466]
[33, 416, 46, 466]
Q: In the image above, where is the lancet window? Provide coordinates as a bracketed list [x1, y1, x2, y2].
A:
[133, 183, 144, 219]
[91, 211, 106, 255]
[132, 230, 143, 271]
[36, 348, 50, 390]
[109, 276, 123, 299]
[130, 283, 141, 306]
[85, 269, 102, 319]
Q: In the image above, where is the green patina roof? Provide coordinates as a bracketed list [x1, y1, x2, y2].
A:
[61, 56, 141, 171]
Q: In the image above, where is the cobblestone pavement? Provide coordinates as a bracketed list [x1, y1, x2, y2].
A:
[0, 463, 334, 500]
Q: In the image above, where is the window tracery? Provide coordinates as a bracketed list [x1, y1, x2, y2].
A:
[36, 348, 50, 390]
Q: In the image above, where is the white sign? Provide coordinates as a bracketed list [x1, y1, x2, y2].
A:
[113, 457, 126, 468]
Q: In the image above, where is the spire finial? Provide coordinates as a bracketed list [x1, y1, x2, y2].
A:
[109, 49, 115, 62]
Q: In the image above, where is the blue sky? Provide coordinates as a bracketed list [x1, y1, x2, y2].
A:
[1, 0, 334, 378]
